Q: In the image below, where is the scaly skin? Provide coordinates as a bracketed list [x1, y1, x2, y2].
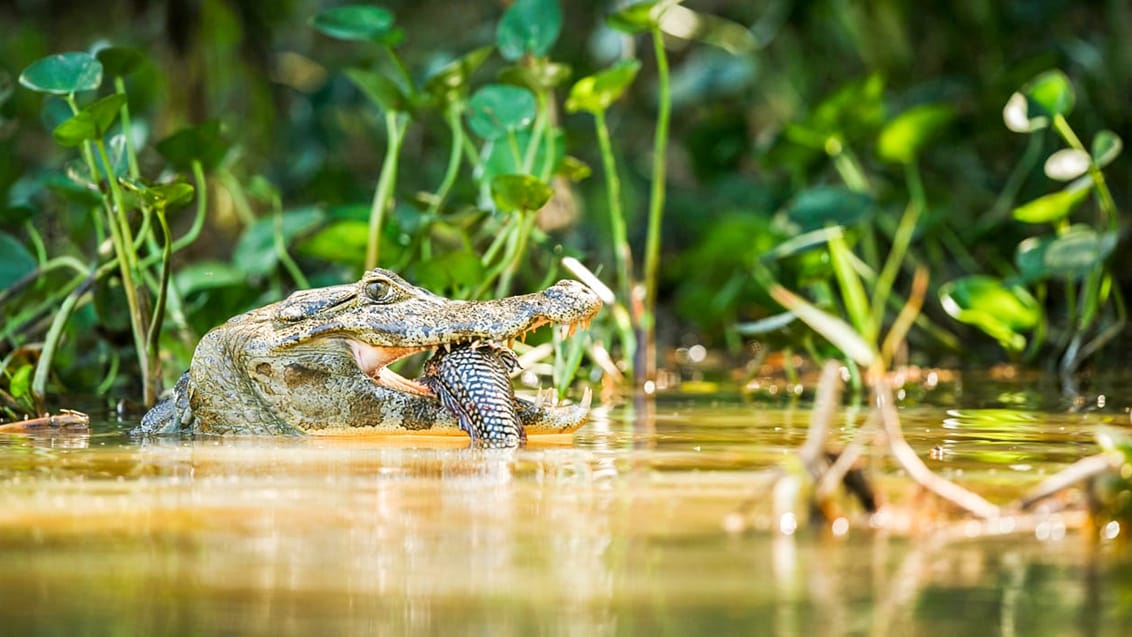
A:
[422, 342, 524, 448]
[135, 269, 601, 437]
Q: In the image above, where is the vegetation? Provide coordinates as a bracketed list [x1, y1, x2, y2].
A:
[0, 0, 1128, 418]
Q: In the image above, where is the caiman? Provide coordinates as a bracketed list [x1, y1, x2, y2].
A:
[135, 268, 601, 444]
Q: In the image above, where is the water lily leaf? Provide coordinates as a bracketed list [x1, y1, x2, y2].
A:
[1043, 148, 1090, 181]
[423, 46, 493, 106]
[1091, 130, 1122, 168]
[97, 47, 146, 77]
[491, 174, 553, 212]
[156, 120, 228, 171]
[311, 5, 402, 45]
[1021, 69, 1075, 118]
[345, 68, 409, 113]
[566, 59, 641, 114]
[19, 52, 102, 94]
[939, 276, 1041, 352]
[0, 231, 37, 287]
[877, 103, 954, 164]
[466, 84, 536, 139]
[1011, 178, 1092, 224]
[787, 186, 873, 231]
[496, 0, 562, 61]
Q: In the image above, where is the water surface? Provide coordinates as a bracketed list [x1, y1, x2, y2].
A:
[1, 373, 1130, 636]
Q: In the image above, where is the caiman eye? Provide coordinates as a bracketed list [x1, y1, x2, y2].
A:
[365, 278, 401, 304]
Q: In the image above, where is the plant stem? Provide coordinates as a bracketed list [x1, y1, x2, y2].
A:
[114, 76, 141, 179]
[594, 110, 632, 307]
[365, 112, 408, 270]
[427, 105, 467, 219]
[495, 210, 536, 297]
[641, 25, 671, 384]
[871, 161, 925, 332]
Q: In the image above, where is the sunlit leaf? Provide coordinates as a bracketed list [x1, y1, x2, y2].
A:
[52, 112, 97, 147]
[150, 182, 196, 208]
[1011, 178, 1092, 224]
[768, 283, 877, 367]
[939, 276, 1041, 352]
[8, 364, 32, 400]
[566, 59, 641, 114]
[607, 1, 672, 33]
[496, 0, 562, 61]
[558, 155, 591, 182]
[787, 186, 873, 231]
[311, 5, 402, 45]
[877, 103, 954, 164]
[498, 60, 572, 92]
[345, 68, 409, 113]
[1021, 69, 1075, 118]
[1002, 92, 1046, 133]
[298, 219, 369, 265]
[828, 231, 872, 339]
[1043, 148, 1090, 181]
[466, 84, 536, 139]
[490, 174, 553, 212]
[0, 231, 37, 287]
[19, 52, 102, 94]
[1091, 130, 1122, 168]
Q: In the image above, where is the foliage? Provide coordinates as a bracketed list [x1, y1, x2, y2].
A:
[0, 1, 1129, 414]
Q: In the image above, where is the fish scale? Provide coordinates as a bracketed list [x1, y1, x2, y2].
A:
[421, 343, 525, 447]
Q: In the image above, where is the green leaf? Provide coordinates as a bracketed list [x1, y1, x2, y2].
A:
[466, 84, 536, 139]
[234, 207, 325, 277]
[19, 52, 102, 94]
[1091, 130, 1122, 168]
[1043, 148, 1090, 181]
[490, 174, 554, 212]
[150, 183, 196, 208]
[1011, 179, 1092, 224]
[156, 120, 229, 171]
[413, 250, 485, 293]
[939, 276, 1041, 352]
[423, 46, 493, 106]
[96, 47, 146, 77]
[768, 283, 877, 368]
[496, 0, 562, 61]
[173, 260, 248, 295]
[8, 363, 32, 400]
[0, 231, 37, 287]
[345, 68, 409, 113]
[787, 187, 873, 231]
[481, 128, 564, 183]
[1002, 92, 1046, 133]
[297, 219, 369, 265]
[558, 155, 591, 182]
[566, 59, 641, 114]
[52, 112, 97, 147]
[311, 5, 401, 45]
[498, 60, 572, 92]
[1022, 70, 1075, 118]
[607, 1, 667, 33]
[86, 93, 127, 134]
[827, 231, 872, 339]
[1022, 226, 1116, 281]
[876, 103, 955, 164]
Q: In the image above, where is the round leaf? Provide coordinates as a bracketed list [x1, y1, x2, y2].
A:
[1043, 148, 1090, 181]
[496, 0, 562, 61]
[876, 103, 954, 164]
[1011, 179, 1092, 224]
[566, 59, 641, 114]
[786, 186, 873, 231]
[1021, 70, 1075, 119]
[311, 5, 401, 44]
[0, 231, 37, 287]
[19, 52, 102, 94]
[1042, 227, 1115, 280]
[939, 276, 1041, 352]
[466, 84, 536, 139]
[1091, 130, 1122, 168]
[490, 174, 553, 212]
[1002, 92, 1047, 133]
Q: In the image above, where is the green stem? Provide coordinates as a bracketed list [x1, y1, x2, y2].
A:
[522, 91, 549, 175]
[145, 204, 172, 356]
[594, 110, 633, 307]
[641, 25, 672, 383]
[426, 105, 467, 219]
[365, 112, 408, 270]
[114, 76, 141, 179]
[871, 161, 925, 331]
[275, 199, 309, 289]
[495, 210, 536, 297]
[1052, 114, 1119, 229]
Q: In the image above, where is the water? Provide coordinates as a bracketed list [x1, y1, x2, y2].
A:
[1, 373, 1130, 636]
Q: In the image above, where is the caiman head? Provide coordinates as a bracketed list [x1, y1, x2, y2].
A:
[167, 268, 602, 436]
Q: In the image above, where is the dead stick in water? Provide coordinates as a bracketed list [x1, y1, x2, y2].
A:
[1014, 452, 1123, 511]
[875, 379, 1000, 519]
[0, 409, 90, 433]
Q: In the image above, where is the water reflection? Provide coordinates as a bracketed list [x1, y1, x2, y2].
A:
[0, 383, 1129, 635]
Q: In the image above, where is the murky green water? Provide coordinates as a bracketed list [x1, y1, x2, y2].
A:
[1, 373, 1131, 636]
